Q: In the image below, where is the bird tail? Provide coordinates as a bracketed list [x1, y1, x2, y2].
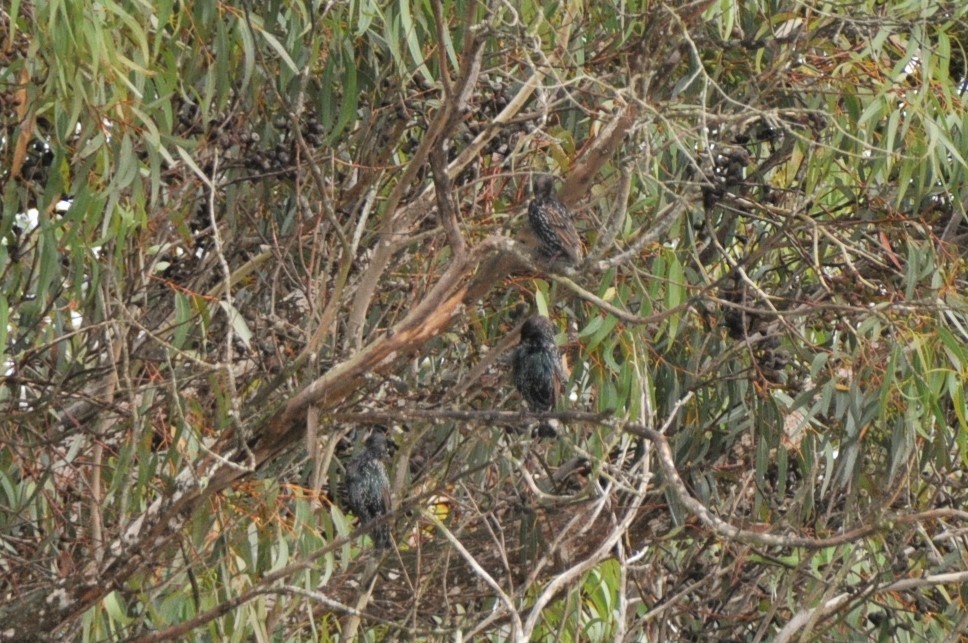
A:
[373, 525, 392, 550]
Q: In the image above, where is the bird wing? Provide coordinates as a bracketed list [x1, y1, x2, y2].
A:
[344, 464, 364, 517]
[551, 354, 563, 407]
[376, 463, 391, 513]
[544, 200, 584, 264]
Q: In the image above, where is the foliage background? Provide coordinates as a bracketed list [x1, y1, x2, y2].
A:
[2, 0, 968, 640]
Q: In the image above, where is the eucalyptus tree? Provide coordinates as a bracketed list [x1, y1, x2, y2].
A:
[2, 1, 968, 640]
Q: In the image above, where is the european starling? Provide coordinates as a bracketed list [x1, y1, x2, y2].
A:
[345, 431, 392, 550]
[528, 174, 583, 266]
[513, 315, 566, 436]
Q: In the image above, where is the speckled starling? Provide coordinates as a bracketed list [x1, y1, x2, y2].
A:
[345, 431, 392, 550]
[513, 315, 566, 435]
[528, 174, 583, 266]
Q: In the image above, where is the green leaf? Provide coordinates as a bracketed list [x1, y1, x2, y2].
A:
[327, 43, 358, 144]
[664, 253, 685, 339]
[257, 26, 300, 74]
[534, 283, 549, 317]
[236, 15, 256, 93]
[219, 301, 254, 349]
[175, 143, 214, 189]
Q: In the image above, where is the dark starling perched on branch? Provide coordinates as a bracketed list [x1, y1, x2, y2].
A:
[513, 315, 567, 437]
[528, 174, 583, 266]
[345, 431, 392, 550]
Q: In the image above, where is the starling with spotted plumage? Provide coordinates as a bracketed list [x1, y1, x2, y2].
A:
[345, 431, 392, 550]
[528, 174, 583, 267]
[513, 315, 567, 436]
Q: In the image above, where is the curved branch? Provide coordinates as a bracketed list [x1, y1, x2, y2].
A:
[333, 407, 968, 551]
[775, 571, 968, 643]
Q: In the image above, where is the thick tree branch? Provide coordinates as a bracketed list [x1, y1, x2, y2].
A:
[344, 6, 493, 349]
